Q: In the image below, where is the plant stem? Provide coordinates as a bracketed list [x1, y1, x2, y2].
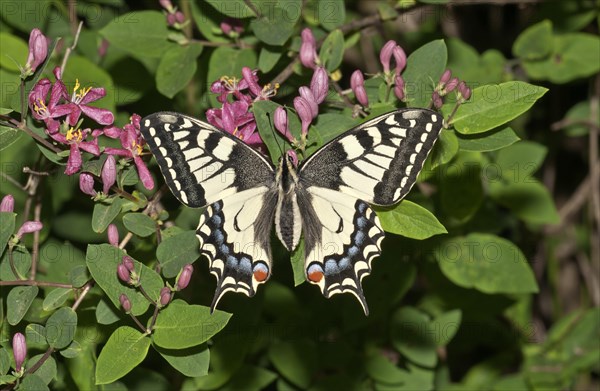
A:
[129, 312, 148, 333]
[0, 280, 73, 288]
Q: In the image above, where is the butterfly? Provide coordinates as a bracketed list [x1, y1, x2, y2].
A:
[139, 108, 443, 314]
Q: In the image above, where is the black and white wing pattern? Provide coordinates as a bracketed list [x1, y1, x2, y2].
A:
[298, 109, 443, 314]
[140, 112, 277, 311]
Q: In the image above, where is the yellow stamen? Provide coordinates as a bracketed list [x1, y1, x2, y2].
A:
[33, 98, 47, 114]
[66, 127, 83, 142]
[73, 78, 92, 100]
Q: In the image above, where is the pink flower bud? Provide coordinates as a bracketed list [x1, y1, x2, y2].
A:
[220, 17, 243, 36]
[159, 287, 172, 306]
[380, 40, 397, 74]
[432, 91, 443, 109]
[119, 293, 131, 312]
[166, 13, 177, 26]
[174, 11, 185, 24]
[310, 67, 328, 104]
[16, 221, 43, 239]
[176, 264, 194, 290]
[98, 39, 109, 58]
[350, 70, 368, 107]
[440, 69, 452, 84]
[294, 97, 313, 136]
[159, 0, 174, 12]
[458, 82, 472, 100]
[107, 224, 119, 247]
[12, 333, 26, 372]
[300, 28, 317, 69]
[0, 194, 15, 213]
[242, 67, 262, 96]
[394, 75, 405, 101]
[101, 155, 116, 194]
[122, 255, 135, 271]
[274, 107, 294, 143]
[117, 264, 130, 283]
[25, 28, 48, 73]
[445, 77, 459, 93]
[392, 46, 407, 74]
[298, 86, 318, 118]
[79, 172, 96, 196]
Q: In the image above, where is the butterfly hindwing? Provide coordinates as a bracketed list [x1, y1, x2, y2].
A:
[299, 108, 443, 206]
[140, 111, 275, 208]
[297, 109, 442, 313]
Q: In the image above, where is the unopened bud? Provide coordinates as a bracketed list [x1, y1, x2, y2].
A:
[310, 67, 328, 104]
[119, 293, 131, 313]
[159, 287, 172, 306]
[16, 221, 43, 239]
[12, 333, 26, 372]
[101, 155, 116, 194]
[117, 264, 130, 283]
[107, 224, 119, 247]
[176, 264, 194, 290]
[0, 194, 14, 213]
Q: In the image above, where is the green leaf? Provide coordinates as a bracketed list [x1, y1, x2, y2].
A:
[313, 113, 358, 144]
[522, 33, 600, 84]
[489, 180, 560, 225]
[562, 101, 598, 137]
[319, 29, 344, 72]
[268, 340, 317, 389]
[403, 40, 447, 108]
[440, 152, 484, 223]
[25, 324, 47, 350]
[60, 340, 82, 359]
[69, 265, 90, 288]
[495, 141, 547, 183]
[0, 245, 31, 281]
[91, 198, 124, 233]
[366, 351, 408, 384]
[152, 302, 231, 349]
[0, 33, 27, 72]
[18, 374, 49, 391]
[99, 11, 175, 58]
[290, 236, 306, 286]
[25, 354, 56, 385]
[189, 1, 231, 43]
[452, 82, 548, 134]
[376, 201, 447, 239]
[62, 55, 115, 112]
[0, 125, 22, 152]
[207, 47, 257, 107]
[391, 307, 438, 368]
[156, 344, 210, 377]
[250, 6, 297, 46]
[316, 0, 345, 30]
[258, 46, 283, 73]
[7, 286, 38, 325]
[0, 348, 10, 375]
[221, 364, 277, 391]
[86, 244, 164, 316]
[95, 297, 121, 325]
[156, 43, 203, 99]
[419, 129, 459, 180]
[512, 20, 553, 60]
[45, 307, 77, 349]
[122, 212, 156, 237]
[95, 326, 151, 385]
[432, 309, 462, 346]
[456, 127, 520, 152]
[156, 230, 200, 278]
[42, 288, 71, 312]
[434, 233, 539, 294]
[253, 100, 285, 164]
[0, 212, 15, 258]
[205, 0, 256, 18]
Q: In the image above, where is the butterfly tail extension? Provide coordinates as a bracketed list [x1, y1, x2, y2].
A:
[196, 200, 273, 313]
[304, 198, 385, 315]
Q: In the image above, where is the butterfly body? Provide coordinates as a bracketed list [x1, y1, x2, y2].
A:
[140, 109, 443, 314]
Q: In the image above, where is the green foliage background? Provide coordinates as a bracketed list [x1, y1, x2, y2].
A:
[0, 0, 598, 390]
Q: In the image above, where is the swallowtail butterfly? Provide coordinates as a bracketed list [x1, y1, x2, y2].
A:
[140, 108, 443, 314]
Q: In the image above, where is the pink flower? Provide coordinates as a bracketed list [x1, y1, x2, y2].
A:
[298, 86, 318, 118]
[242, 67, 262, 96]
[300, 28, 318, 69]
[294, 96, 313, 136]
[159, 0, 174, 12]
[16, 221, 43, 240]
[24, 29, 48, 75]
[104, 114, 155, 190]
[221, 17, 244, 36]
[392, 45, 407, 74]
[12, 333, 26, 372]
[380, 40, 397, 74]
[107, 224, 119, 247]
[206, 101, 265, 150]
[119, 293, 131, 312]
[64, 128, 102, 175]
[458, 81, 471, 101]
[350, 70, 368, 107]
[432, 91, 443, 109]
[159, 287, 172, 306]
[0, 194, 14, 213]
[394, 75, 405, 101]
[53, 77, 114, 126]
[28, 78, 67, 133]
[274, 106, 295, 143]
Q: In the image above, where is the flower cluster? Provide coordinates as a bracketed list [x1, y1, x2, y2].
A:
[159, 0, 186, 28]
[206, 67, 280, 152]
[378, 40, 408, 101]
[27, 42, 154, 195]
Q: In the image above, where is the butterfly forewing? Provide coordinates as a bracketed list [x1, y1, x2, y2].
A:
[299, 109, 443, 206]
[140, 112, 275, 208]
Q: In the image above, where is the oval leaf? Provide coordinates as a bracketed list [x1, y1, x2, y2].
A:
[403, 40, 447, 108]
[122, 212, 156, 238]
[156, 230, 200, 278]
[156, 43, 203, 99]
[376, 201, 447, 240]
[95, 326, 151, 385]
[7, 286, 38, 325]
[45, 307, 78, 349]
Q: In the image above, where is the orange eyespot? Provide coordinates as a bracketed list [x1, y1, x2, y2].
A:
[253, 269, 268, 282]
[308, 270, 324, 283]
